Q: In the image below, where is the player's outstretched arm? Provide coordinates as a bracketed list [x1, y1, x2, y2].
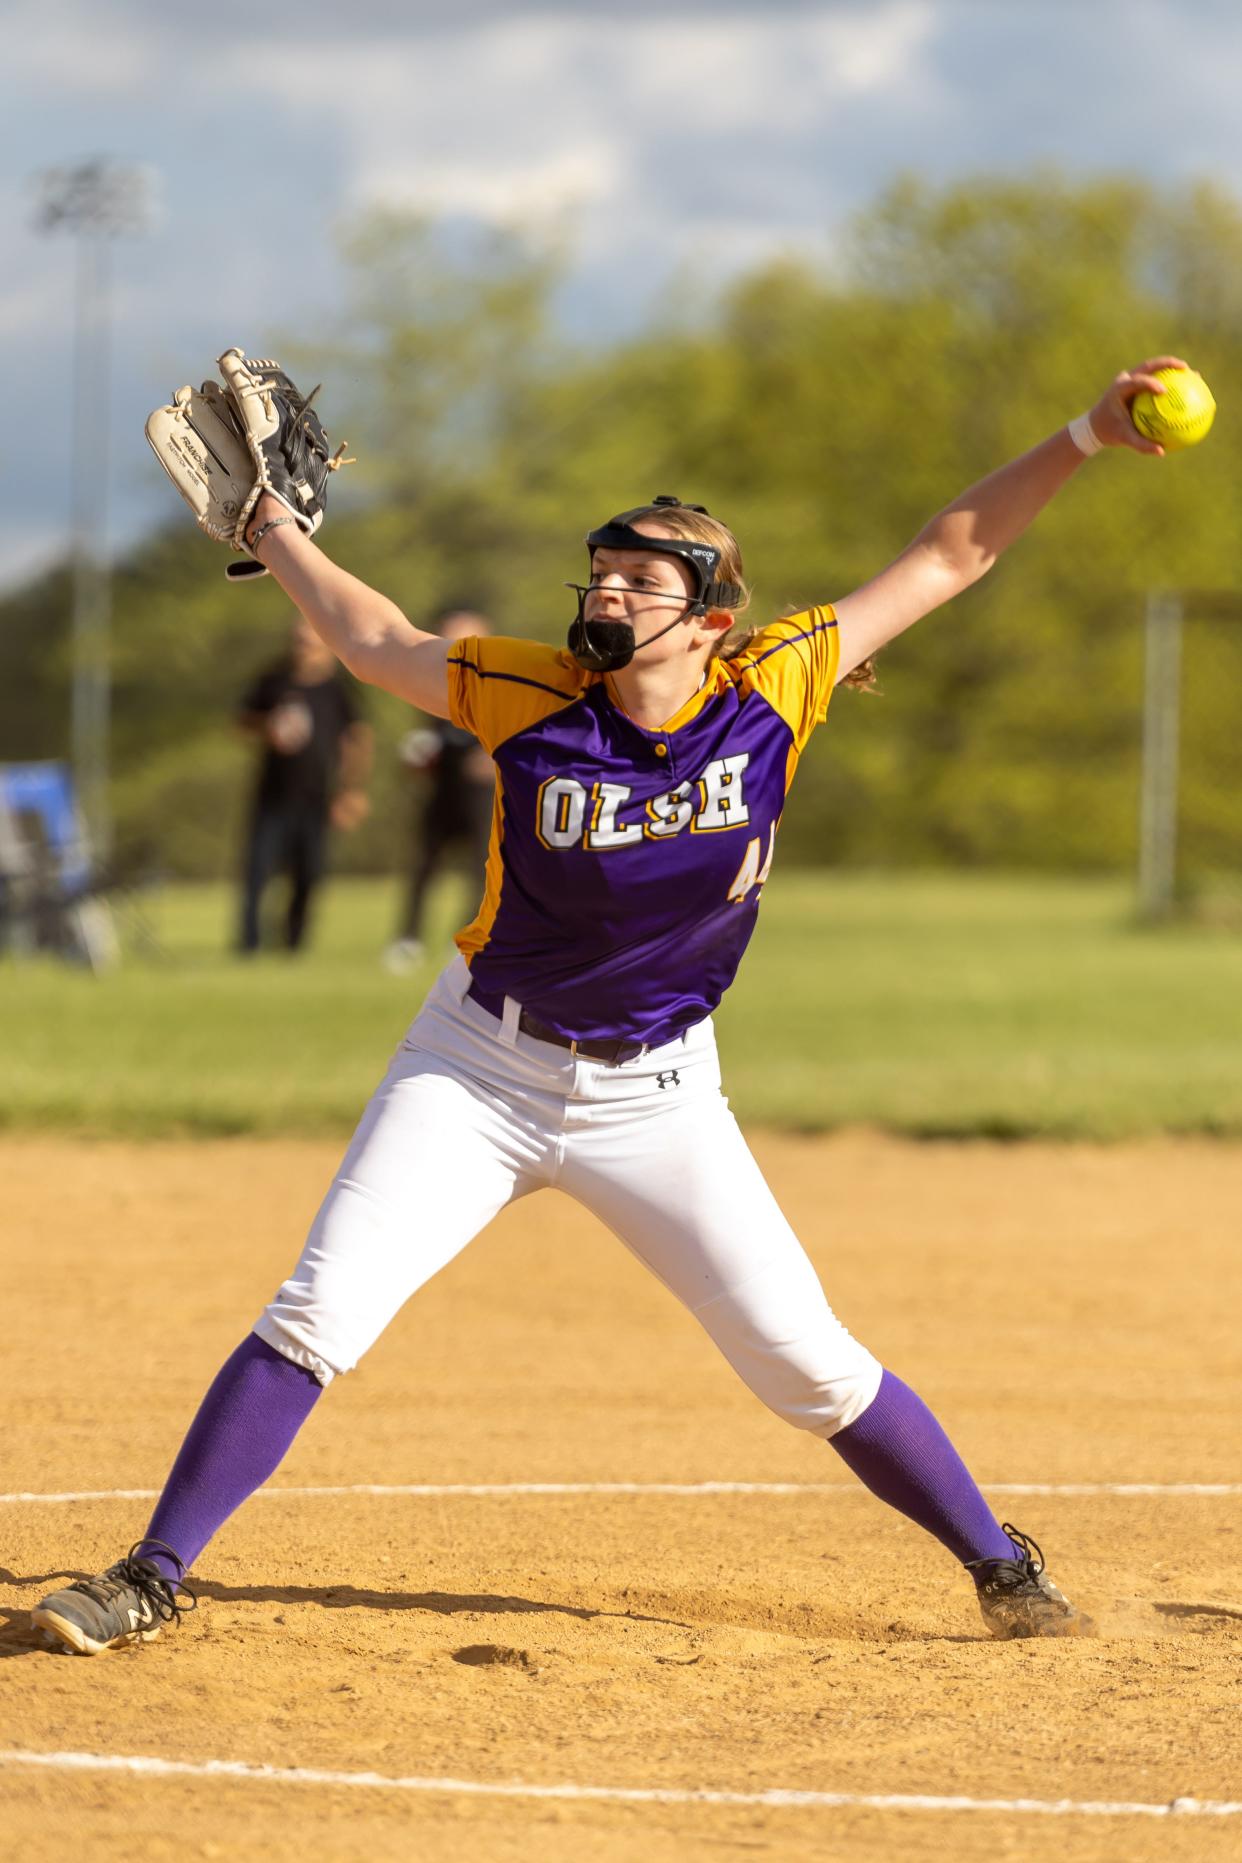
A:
[248, 494, 453, 717]
[832, 357, 1185, 683]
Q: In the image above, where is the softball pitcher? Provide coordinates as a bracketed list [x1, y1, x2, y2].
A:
[34, 356, 1183, 1656]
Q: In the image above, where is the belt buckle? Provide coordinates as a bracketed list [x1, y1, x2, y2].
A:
[567, 1035, 648, 1066]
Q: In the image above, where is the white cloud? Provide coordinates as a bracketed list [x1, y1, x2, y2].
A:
[207, 4, 941, 236]
[0, 272, 67, 341]
[7, 0, 1242, 592]
[355, 142, 622, 223]
[815, 0, 936, 93]
[189, 4, 943, 304]
[5, 0, 158, 93]
[0, 524, 67, 591]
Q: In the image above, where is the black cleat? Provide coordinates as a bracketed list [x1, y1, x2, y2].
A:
[966, 1523, 1095, 1640]
[31, 1540, 195, 1656]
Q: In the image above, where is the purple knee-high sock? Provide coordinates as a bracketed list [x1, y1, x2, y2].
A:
[829, 1369, 1015, 1566]
[139, 1333, 322, 1583]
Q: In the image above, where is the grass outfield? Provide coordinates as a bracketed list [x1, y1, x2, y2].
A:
[3, 871, 1242, 1139]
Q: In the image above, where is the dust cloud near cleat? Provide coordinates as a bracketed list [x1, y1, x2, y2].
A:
[967, 1524, 1096, 1639]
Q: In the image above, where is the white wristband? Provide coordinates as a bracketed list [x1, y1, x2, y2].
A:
[1067, 412, 1104, 457]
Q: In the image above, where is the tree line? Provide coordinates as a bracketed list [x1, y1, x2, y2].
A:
[3, 172, 1240, 879]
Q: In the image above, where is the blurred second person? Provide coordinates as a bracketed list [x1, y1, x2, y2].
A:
[385, 607, 495, 974]
[237, 611, 373, 954]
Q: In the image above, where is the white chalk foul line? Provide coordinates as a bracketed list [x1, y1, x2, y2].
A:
[2, 1480, 1240, 1505]
[0, 1750, 1238, 1819]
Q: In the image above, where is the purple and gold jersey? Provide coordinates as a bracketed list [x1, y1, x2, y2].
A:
[447, 608, 838, 1045]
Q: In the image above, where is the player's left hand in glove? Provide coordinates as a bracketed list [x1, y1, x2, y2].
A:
[145, 348, 352, 581]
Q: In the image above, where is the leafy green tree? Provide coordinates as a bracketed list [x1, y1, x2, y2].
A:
[4, 174, 1241, 886]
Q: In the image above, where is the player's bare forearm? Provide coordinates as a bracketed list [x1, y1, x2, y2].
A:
[252, 513, 452, 717]
[834, 430, 1083, 678]
[916, 428, 1086, 585]
[833, 356, 1184, 680]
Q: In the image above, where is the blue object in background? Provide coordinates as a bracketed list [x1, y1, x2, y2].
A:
[0, 761, 91, 893]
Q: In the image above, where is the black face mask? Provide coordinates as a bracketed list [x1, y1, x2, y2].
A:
[564, 584, 691, 673]
[565, 497, 742, 674]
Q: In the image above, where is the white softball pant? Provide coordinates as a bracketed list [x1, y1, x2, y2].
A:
[255, 959, 882, 1437]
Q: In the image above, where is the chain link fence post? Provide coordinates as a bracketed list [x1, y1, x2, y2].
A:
[1137, 590, 1184, 922]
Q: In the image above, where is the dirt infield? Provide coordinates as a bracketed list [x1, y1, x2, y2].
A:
[2, 1132, 1239, 1861]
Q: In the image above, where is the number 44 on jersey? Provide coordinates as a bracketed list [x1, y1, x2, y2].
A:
[726, 823, 774, 904]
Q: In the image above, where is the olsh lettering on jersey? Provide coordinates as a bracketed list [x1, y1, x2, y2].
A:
[444, 607, 840, 1046]
[538, 755, 750, 849]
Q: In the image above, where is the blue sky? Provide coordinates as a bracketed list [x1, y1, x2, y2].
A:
[4, 0, 1242, 589]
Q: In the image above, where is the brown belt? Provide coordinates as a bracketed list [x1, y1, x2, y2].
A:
[467, 982, 648, 1066]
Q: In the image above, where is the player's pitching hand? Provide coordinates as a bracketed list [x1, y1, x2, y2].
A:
[1087, 356, 1189, 456]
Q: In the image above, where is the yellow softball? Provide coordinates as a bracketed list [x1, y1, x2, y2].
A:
[1130, 367, 1216, 450]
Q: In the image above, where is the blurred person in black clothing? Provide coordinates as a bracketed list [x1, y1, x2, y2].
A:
[237, 613, 373, 953]
[385, 608, 494, 973]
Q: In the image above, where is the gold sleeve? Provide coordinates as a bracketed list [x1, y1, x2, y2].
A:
[732, 607, 840, 752]
[445, 636, 587, 752]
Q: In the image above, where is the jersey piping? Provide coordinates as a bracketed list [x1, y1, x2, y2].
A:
[446, 657, 575, 705]
[445, 609, 839, 1041]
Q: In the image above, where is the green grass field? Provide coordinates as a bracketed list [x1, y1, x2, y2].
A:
[3, 871, 1242, 1139]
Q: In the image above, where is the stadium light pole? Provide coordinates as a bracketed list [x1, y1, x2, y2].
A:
[34, 158, 152, 867]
